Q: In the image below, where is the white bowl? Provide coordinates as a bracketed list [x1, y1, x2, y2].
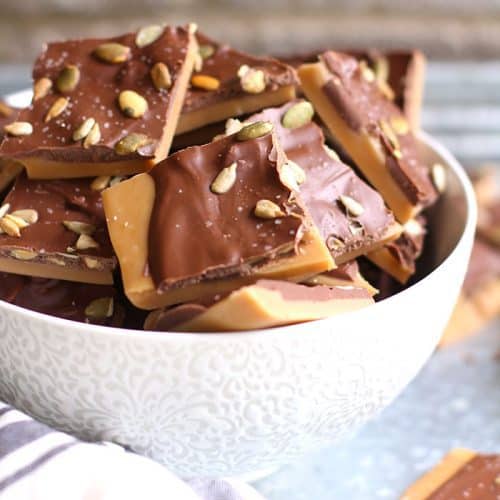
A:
[0, 91, 477, 478]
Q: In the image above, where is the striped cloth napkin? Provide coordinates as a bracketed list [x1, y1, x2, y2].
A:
[0, 401, 266, 500]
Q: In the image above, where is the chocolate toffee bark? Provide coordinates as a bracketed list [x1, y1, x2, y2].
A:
[0, 101, 24, 192]
[103, 121, 333, 309]
[0, 272, 124, 326]
[401, 448, 500, 499]
[0, 173, 116, 284]
[304, 260, 378, 296]
[367, 216, 426, 284]
[279, 49, 426, 129]
[477, 199, 500, 248]
[441, 238, 500, 346]
[246, 100, 402, 263]
[176, 31, 297, 135]
[145, 279, 373, 332]
[298, 51, 438, 223]
[0, 25, 198, 179]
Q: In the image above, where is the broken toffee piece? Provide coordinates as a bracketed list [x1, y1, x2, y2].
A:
[401, 448, 500, 500]
[176, 31, 297, 134]
[441, 237, 500, 346]
[0, 271, 123, 326]
[0, 173, 116, 284]
[278, 49, 426, 129]
[145, 279, 373, 332]
[0, 25, 198, 179]
[367, 216, 426, 284]
[304, 260, 378, 296]
[298, 51, 438, 223]
[246, 100, 402, 263]
[104, 123, 333, 309]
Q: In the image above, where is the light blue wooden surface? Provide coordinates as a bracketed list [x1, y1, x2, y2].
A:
[1, 61, 499, 500]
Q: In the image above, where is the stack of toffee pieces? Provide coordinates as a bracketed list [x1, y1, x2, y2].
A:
[0, 24, 444, 331]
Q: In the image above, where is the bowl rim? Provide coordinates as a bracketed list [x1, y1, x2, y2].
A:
[0, 90, 478, 341]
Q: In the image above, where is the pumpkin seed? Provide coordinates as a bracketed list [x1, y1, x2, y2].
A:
[76, 234, 99, 251]
[44, 97, 69, 122]
[282, 101, 314, 129]
[379, 119, 401, 156]
[33, 77, 52, 101]
[0, 204, 10, 219]
[323, 144, 340, 161]
[326, 235, 345, 252]
[83, 257, 102, 270]
[4, 214, 29, 229]
[85, 297, 114, 319]
[46, 257, 66, 266]
[73, 118, 96, 141]
[239, 66, 266, 94]
[210, 162, 238, 194]
[56, 65, 80, 93]
[279, 160, 306, 191]
[373, 56, 389, 83]
[404, 219, 423, 237]
[109, 176, 125, 186]
[150, 62, 172, 90]
[390, 116, 409, 135]
[136, 25, 163, 48]
[236, 121, 273, 141]
[93, 43, 131, 64]
[339, 195, 364, 217]
[359, 60, 375, 83]
[118, 90, 148, 118]
[199, 44, 215, 60]
[254, 199, 284, 219]
[90, 175, 111, 191]
[10, 209, 38, 225]
[4, 121, 33, 136]
[10, 249, 37, 260]
[83, 122, 101, 148]
[191, 74, 220, 91]
[0, 217, 20, 237]
[115, 133, 153, 155]
[225, 118, 243, 136]
[63, 220, 96, 235]
[432, 163, 447, 193]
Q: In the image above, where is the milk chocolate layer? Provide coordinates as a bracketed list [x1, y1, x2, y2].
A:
[0, 173, 115, 283]
[0, 272, 123, 326]
[0, 26, 196, 174]
[149, 130, 305, 290]
[247, 101, 400, 262]
[426, 454, 500, 500]
[177, 31, 297, 134]
[319, 51, 436, 206]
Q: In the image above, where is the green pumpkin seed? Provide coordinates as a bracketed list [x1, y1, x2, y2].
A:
[93, 43, 131, 64]
[236, 121, 273, 141]
[136, 25, 163, 48]
[115, 133, 153, 155]
[118, 90, 148, 118]
[282, 101, 314, 129]
[56, 65, 80, 93]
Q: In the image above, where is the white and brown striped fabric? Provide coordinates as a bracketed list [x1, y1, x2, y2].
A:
[0, 402, 265, 500]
